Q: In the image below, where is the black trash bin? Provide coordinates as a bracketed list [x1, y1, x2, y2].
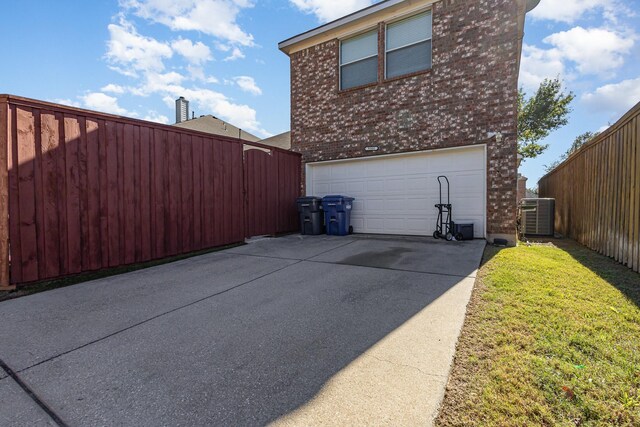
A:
[322, 195, 354, 236]
[296, 197, 324, 235]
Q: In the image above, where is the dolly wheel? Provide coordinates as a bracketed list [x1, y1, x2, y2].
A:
[455, 233, 464, 241]
[433, 231, 440, 239]
[445, 232, 454, 241]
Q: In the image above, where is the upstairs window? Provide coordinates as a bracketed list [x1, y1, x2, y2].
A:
[340, 30, 378, 90]
[385, 12, 432, 79]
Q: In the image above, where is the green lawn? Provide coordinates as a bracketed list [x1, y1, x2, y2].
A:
[436, 240, 640, 426]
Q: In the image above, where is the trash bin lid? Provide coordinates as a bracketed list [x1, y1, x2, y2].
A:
[297, 196, 323, 202]
[322, 195, 355, 202]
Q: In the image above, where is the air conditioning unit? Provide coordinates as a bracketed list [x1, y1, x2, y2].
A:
[520, 198, 555, 236]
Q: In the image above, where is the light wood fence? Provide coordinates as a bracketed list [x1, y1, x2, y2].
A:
[539, 102, 640, 273]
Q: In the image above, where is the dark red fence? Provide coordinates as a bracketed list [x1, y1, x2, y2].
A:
[0, 95, 301, 289]
[244, 148, 300, 238]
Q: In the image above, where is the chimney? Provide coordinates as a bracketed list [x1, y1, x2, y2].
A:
[175, 97, 189, 123]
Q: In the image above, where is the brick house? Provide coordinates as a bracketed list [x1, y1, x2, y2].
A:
[279, 0, 539, 245]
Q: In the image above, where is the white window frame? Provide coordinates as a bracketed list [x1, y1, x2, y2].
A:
[384, 11, 433, 79]
[339, 29, 378, 91]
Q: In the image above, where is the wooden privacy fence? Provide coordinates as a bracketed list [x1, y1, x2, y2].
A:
[539, 101, 640, 273]
[0, 95, 301, 289]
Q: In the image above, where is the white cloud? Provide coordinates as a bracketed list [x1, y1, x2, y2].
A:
[119, 70, 269, 135]
[582, 77, 640, 118]
[223, 47, 245, 61]
[106, 18, 172, 74]
[187, 65, 219, 83]
[81, 92, 133, 116]
[543, 27, 635, 76]
[52, 98, 81, 108]
[121, 0, 255, 46]
[171, 38, 212, 64]
[101, 83, 127, 94]
[529, 0, 614, 24]
[143, 111, 170, 124]
[519, 44, 566, 92]
[96, 2, 268, 135]
[233, 76, 261, 95]
[214, 42, 231, 52]
[290, 0, 374, 22]
[171, 86, 269, 135]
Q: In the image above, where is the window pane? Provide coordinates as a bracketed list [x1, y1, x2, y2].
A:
[387, 12, 432, 51]
[386, 40, 432, 78]
[341, 30, 378, 65]
[341, 56, 378, 90]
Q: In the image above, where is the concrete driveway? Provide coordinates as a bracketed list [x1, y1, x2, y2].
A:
[0, 234, 485, 426]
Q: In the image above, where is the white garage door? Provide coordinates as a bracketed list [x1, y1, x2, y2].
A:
[307, 145, 486, 237]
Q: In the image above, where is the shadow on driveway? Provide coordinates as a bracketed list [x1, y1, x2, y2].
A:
[0, 234, 484, 425]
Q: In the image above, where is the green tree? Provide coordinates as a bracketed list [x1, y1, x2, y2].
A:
[567, 131, 600, 155]
[518, 78, 575, 160]
[544, 131, 600, 173]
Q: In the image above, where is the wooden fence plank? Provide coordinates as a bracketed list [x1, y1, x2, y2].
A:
[64, 115, 83, 274]
[78, 117, 90, 272]
[628, 117, 637, 270]
[105, 120, 120, 267]
[180, 133, 193, 253]
[17, 107, 39, 281]
[140, 126, 151, 262]
[153, 129, 166, 258]
[633, 116, 640, 272]
[98, 119, 109, 268]
[86, 118, 102, 270]
[123, 123, 135, 264]
[133, 125, 142, 262]
[7, 105, 22, 283]
[202, 139, 213, 247]
[167, 132, 179, 255]
[33, 110, 46, 280]
[0, 101, 11, 289]
[192, 136, 203, 250]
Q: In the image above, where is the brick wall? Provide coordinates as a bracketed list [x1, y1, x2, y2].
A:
[289, 0, 521, 242]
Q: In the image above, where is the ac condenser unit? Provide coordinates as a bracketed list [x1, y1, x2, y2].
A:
[520, 198, 555, 236]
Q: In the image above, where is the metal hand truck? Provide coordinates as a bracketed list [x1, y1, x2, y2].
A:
[433, 175, 455, 241]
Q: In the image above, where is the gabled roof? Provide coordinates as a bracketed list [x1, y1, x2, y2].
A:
[260, 131, 291, 150]
[279, 0, 540, 55]
[173, 115, 260, 143]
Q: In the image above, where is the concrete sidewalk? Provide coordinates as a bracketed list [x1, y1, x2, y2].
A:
[0, 235, 484, 426]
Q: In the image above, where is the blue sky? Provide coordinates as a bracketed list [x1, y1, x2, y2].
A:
[1, 0, 639, 186]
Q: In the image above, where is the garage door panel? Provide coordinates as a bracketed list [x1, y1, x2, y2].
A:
[308, 147, 485, 237]
[366, 180, 385, 192]
[346, 181, 366, 193]
[364, 217, 385, 232]
[365, 199, 385, 211]
[406, 177, 429, 190]
[329, 183, 348, 193]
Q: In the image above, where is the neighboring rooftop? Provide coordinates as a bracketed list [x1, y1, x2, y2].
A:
[174, 115, 261, 143]
[259, 131, 291, 150]
[170, 96, 289, 149]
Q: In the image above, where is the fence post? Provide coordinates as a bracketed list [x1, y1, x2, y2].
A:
[0, 97, 14, 290]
